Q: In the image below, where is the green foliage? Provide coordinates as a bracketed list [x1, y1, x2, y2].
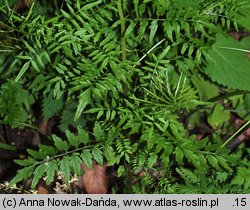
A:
[1, 0, 250, 193]
[0, 81, 34, 126]
[42, 91, 64, 120]
[205, 33, 250, 90]
[208, 104, 230, 128]
[9, 127, 99, 188]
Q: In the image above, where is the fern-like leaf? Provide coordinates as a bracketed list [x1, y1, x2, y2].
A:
[42, 91, 64, 120]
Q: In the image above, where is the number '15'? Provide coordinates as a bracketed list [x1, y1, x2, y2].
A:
[235, 198, 246, 206]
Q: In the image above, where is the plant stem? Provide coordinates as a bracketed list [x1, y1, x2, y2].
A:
[221, 120, 250, 148]
[117, 1, 132, 189]
[117, 0, 126, 61]
[133, 38, 165, 67]
[36, 145, 92, 166]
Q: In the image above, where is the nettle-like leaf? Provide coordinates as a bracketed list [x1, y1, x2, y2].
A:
[205, 33, 250, 91]
[147, 152, 158, 168]
[140, 127, 154, 150]
[77, 126, 90, 145]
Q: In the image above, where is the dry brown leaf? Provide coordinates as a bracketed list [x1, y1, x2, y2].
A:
[37, 183, 50, 194]
[81, 162, 108, 194]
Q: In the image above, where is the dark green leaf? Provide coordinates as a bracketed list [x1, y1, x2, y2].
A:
[77, 126, 89, 145]
[31, 163, 47, 189]
[70, 154, 82, 175]
[174, 147, 183, 165]
[75, 88, 91, 120]
[149, 20, 158, 45]
[14, 158, 35, 166]
[60, 156, 71, 181]
[92, 147, 103, 165]
[46, 160, 58, 185]
[52, 135, 69, 152]
[39, 145, 56, 156]
[15, 61, 30, 82]
[9, 165, 35, 187]
[81, 149, 93, 168]
[93, 122, 104, 141]
[27, 149, 46, 160]
[205, 33, 250, 90]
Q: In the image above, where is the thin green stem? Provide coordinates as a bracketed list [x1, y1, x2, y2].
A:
[35, 145, 92, 166]
[221, 120, 250, 148]
[117, 0, 126, 61]
[133, 38, 165, 67]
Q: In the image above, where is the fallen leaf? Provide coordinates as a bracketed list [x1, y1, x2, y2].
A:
[37, 182, 50, 194]
[81, 162, 107, 194]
